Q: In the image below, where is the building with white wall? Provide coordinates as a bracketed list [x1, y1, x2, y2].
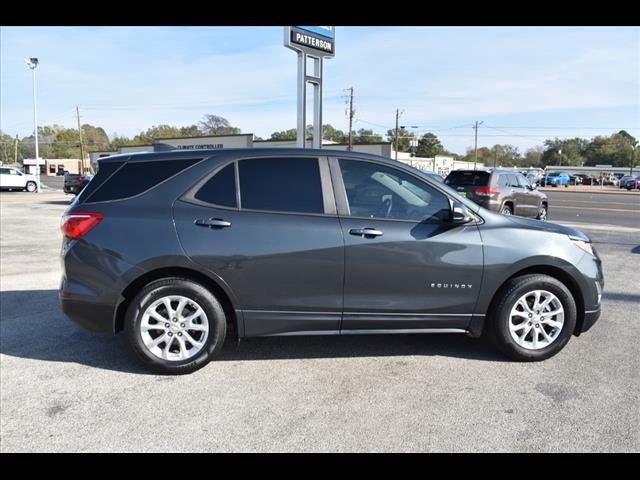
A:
[90, 134, 393, 170]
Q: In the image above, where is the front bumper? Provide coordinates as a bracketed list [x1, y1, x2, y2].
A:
[578, 306, 601, 335]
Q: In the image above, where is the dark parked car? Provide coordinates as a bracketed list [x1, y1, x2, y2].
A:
[619, 175, 640, 190]
[60, 149, 603, 374]
[444, 169, 548, 220]
[576, 174, 596, 186]
[64, 172, 94, 195]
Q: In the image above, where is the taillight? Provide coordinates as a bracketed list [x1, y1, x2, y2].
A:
[473, 186, 499, 197]
[61, 212, 103, 240]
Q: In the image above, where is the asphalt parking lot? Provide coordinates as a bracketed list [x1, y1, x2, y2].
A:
[1, 191, 639, 452]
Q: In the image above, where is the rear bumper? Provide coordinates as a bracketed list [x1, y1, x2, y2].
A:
[59, 293, 115, 334]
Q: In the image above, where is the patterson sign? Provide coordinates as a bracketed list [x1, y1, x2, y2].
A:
[285, 26, 335, 57]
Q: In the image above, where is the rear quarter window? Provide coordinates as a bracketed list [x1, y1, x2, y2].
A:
[85, 158, 201, 203]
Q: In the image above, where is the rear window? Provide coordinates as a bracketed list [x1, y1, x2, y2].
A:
[445, 171, 490, 186]
[85, 158, 201, 203]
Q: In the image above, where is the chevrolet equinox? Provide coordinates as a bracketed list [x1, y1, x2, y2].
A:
[59, 149, 603, 374]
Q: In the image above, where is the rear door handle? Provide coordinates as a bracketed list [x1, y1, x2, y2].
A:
[194, 218, 231, 228]
[349, 227, 383, 237]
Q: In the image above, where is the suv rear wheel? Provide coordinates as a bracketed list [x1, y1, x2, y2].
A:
[125, 277, 227, 374]
[488, 274, 576, 361]
[500, 204, 513, 215]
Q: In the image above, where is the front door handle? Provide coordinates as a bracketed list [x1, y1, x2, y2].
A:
[349, 227, 383, 237]
[194, 218, 232, 228]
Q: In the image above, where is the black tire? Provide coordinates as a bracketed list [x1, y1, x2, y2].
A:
[25, 181, 37, 192]
[124, 277, 227, 374]
[487, 274, 576, 361]
[500, 204, 513, 216]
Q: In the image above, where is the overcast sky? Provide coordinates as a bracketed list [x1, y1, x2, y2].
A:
[1, 26, 638, 154]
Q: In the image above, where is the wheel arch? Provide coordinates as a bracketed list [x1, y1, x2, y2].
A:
[501, 200, 514, 212]
[114, 266, 240, 338]
[485, 265, 585, 336]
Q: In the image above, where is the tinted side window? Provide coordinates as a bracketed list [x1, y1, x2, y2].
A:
[498, 175, 509, 187]
[194, 163, 237, 208]
[339, 159, 450, 223]
[0, 168, 9, 175]
[507, 174, 519, 187]
[238, 157, 324, 214]
[517, 175, 530, 188]
[87, 158, 201, 203]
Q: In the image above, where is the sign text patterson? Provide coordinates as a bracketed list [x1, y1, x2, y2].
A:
[290, 28, 334, 54]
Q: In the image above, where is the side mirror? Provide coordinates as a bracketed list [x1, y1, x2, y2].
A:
[449, 200, 475, 224]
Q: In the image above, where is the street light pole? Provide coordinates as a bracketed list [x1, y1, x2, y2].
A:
[25, 57, 40, 192]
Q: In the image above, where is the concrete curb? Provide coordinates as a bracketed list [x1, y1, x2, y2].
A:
[539, 187, 639, 195]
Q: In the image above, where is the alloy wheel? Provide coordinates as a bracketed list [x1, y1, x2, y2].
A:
[140, 295, 209, 361]
[509, 290, 564, 350]
[538, 206, 547, 221]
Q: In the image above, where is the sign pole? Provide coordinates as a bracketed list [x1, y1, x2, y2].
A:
[297, 51, 307, 148]
[284, 26, 334, 149]
[312, 56, 323, 149]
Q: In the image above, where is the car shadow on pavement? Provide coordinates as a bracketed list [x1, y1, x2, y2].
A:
[601, 291, 640, 303]
[0, 289, 503, 375]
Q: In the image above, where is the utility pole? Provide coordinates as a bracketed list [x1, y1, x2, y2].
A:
[394, 109, 403, 161]
[347, 87, 354, 151]
[76, 106, 85, 172]
[14, 135, 19, 165]
[473, 121, 483, 170]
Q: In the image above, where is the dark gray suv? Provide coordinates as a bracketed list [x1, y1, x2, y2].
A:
[445, 169, 549, 220]
[60, 149, 603, 374]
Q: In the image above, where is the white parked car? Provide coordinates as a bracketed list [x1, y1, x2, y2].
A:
[0, 167, 38, 192]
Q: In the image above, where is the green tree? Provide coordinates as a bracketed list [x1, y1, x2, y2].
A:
[352, 129, 383, 144]
[0, 131, 19, 164]
[198, 115, 240, 135]
[179, 124, 201, 137]
[523, 146, 545, 168]
[322, 124, 347, 143]
[386, 127, 414, 152]
[415, 133, 443, 158]
[81, 124, 110, 152]
[270, 128, 298, 141]
[541, 138, 589, 166]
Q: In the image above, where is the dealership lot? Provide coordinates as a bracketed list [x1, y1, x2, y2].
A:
[1, 191, 638, 452]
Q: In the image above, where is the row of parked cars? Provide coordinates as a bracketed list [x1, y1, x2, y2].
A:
[529, 171, 639, 188]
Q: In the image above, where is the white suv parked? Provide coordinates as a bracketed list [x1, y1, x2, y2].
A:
[0, 167, 38, 192]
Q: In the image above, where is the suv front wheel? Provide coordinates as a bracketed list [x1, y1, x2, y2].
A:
[488, 274, 576, 361]
[125, 277, 227, 374]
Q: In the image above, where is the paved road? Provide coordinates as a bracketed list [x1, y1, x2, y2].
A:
[546, 191, 640, 229]
[0, 192, 638, 452]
